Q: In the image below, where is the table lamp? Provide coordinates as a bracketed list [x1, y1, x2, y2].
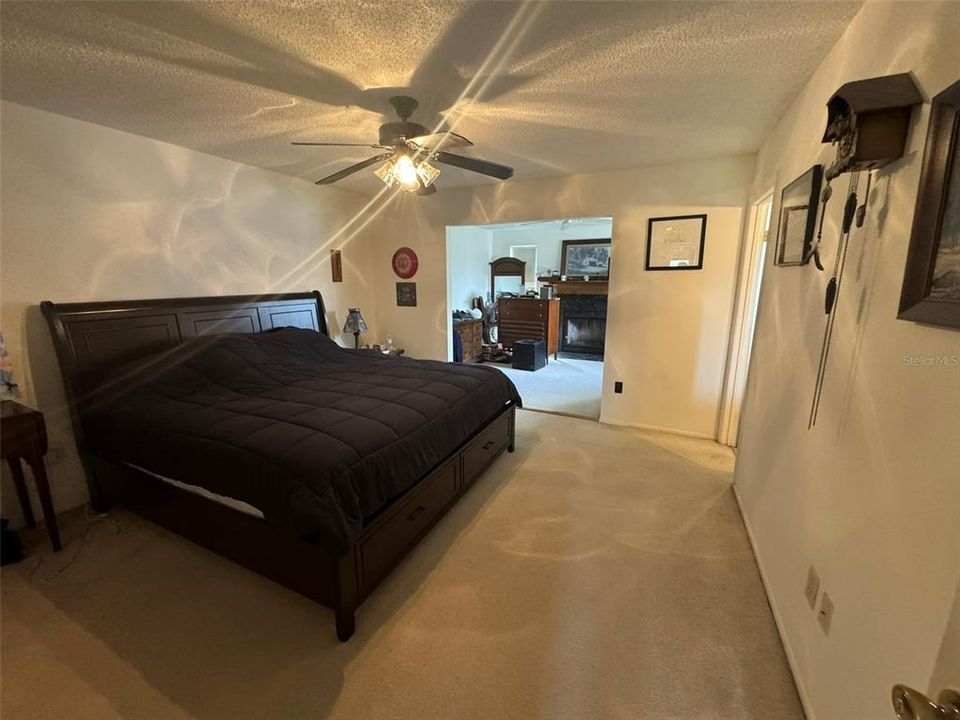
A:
[343, 308, 367, 348]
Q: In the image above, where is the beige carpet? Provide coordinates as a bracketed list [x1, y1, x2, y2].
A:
[1, 411, 802, 720]
[491, 357, 603, 419]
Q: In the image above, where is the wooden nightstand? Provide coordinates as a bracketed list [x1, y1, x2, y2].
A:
[1, 400, 61, 551]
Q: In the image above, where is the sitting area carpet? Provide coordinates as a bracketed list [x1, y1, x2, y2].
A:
[1, 411, 802, 720]
[490, 356, 603, 419]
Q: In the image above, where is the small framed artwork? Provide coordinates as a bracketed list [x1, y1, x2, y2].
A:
[775, 165, 822, 266]
[561, 239, 612, 279]
[645, 214, 706, 270]
[898, 79, 960, 329]
[396, 282, 417, 307]
[330, 249, 343, 283]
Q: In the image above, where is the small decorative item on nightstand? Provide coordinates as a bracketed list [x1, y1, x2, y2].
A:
[343, 308, 367, 348]
[0, 333, 18, 399]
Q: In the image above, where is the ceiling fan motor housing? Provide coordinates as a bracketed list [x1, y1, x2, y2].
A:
[379, 121, 428, 147]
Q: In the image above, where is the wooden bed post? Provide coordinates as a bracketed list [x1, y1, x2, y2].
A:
[508, 406, 516, 452]
[334, 550, 358, 642]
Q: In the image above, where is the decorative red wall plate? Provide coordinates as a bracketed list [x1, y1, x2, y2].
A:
[392, 247, 419, 279]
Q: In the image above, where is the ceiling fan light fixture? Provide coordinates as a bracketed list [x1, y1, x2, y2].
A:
[416, 159, 441, 187]
[375, 153, 441, 193]
[298, 95, 510, 189]
[393, 154, 420, 189]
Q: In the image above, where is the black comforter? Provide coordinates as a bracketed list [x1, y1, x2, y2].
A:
[87, 328, 520, 553]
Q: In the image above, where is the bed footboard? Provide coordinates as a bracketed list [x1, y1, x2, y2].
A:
[87, 403, 516, 641]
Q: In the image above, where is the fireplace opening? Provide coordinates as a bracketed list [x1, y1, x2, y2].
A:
[560, 294, 607, 357]
[565, 318, 605, 354]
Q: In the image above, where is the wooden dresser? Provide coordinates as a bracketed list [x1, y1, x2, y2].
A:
[498, 297, 560, 359]
[453, 318, 483, 363]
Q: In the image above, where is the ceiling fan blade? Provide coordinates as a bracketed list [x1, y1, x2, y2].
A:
[407, 131, 473, 149]
[434, 151, 513, 180]
[293, 141, 388, 148]
[315, 153, 392, 185]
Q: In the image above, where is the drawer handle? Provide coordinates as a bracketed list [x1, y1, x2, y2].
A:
[407, 505, 426, 522]
[483, 440, 496, 450]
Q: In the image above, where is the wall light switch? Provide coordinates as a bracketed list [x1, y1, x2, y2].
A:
[804, 566, 820, 609]
[614, 381, 623, 394]
[818, 592, 834, 636]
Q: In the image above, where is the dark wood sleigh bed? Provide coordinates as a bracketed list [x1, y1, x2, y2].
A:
[41, 291, 517, 641]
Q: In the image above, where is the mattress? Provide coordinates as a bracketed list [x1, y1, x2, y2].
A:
[87, 328, 520, 553]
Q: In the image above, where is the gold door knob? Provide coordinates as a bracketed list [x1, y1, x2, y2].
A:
[892, 685, 960, 720]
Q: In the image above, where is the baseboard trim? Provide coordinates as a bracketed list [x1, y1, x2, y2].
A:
[598, 417, 715, 440]
[519, 406, 599, 422]
[732, 483, 814, 720]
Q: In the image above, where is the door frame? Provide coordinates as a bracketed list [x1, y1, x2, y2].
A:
[717, 190, 773, 447]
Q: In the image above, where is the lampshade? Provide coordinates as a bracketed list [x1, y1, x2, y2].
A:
[374, 153, 441, 192]
[343, 308, 367, 335]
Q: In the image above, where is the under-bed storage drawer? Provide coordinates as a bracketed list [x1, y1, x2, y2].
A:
[358, 460, 458, 593]
[461, 411, 511, 492]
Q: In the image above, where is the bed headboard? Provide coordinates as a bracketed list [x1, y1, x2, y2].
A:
[41, 291, 328, 423]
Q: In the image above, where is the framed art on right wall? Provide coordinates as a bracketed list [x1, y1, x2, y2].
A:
[774, 165, 822, 266]
[898, 78, 960, 329]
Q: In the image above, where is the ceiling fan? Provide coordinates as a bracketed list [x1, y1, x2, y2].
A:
[292, 96, 513, 195]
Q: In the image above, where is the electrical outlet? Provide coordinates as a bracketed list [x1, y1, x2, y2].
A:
[46, 441, 66, 467]
[818, 592, 834, 636]
[614, 381, 623, 394]
[804, 566, 820, 609]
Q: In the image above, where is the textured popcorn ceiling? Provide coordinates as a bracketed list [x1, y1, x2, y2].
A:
[0, 1, 860, 194]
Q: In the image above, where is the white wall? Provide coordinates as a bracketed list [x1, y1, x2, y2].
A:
[446, 225, 492, 311]
[369, 155, 754, 437]
[733, 3, 960, 719]
[447, 219, 614, 313]
[488, 218, 614, 279]
[0, 101, 382, 527]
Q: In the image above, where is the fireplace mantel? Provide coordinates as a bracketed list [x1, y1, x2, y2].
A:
[537, 277, 609, 295]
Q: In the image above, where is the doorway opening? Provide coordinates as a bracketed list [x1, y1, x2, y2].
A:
[446, 217, 613, 420]
[718, 192, 773, 447]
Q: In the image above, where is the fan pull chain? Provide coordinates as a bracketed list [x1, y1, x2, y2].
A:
[809, 170, 861, 429]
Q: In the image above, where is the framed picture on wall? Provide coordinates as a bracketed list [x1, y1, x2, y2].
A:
[775, 165, 822, 266]
[561, 239, 611, 279]
[396, 282, 417, 307]
[330, 249, 343, 283]
[898, 79, 960, 329]
[645, 214, 706, 270]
